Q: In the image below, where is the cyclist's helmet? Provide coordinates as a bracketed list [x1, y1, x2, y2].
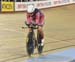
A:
[27, 4, 35, 13]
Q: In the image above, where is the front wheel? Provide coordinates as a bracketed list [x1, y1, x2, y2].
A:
[26, 32, 34, 57]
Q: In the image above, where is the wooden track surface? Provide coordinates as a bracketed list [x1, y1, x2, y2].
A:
[0, 4, 75, 62]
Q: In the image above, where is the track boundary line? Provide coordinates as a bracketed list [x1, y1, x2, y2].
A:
[1, 45, 75, 62]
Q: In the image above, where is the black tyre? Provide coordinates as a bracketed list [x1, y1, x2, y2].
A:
[26, 42, 34, 56]
[38, 44, 44, 54]
[26, 32, 34, 56]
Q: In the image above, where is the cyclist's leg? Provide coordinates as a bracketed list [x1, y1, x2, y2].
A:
[37, 26, 44, 54]
[37, 26, 44, 46]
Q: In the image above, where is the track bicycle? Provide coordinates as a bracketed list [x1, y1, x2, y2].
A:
[22, 23, 44, 57]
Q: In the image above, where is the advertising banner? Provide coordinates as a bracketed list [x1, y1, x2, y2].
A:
[15, 0, 74, 12]
[2, 2, 14, 12]
[15, 1, 52, 11]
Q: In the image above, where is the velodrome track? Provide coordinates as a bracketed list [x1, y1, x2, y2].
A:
[0, 4, 75, 62]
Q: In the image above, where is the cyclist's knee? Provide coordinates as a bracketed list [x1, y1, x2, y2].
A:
[38, 26, 43, 32]
[37, 26, 44, 38]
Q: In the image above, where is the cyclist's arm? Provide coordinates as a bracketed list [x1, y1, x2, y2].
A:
[36, 12, 44, 26]
[26, 14, 32, 24]
[36, 12, 40, 25]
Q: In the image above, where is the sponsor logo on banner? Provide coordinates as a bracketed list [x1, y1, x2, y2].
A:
[2, 2, 14, 12]
[15, 1, 52, 11]
[53, 0, 70, 5]
[17, 4, 27, 9]
[36, 1, 51, 8]
[15, 2, 27, 11]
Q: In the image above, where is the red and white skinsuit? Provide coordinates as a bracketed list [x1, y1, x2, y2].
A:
[26, 8, 45, 26]
[26, 8, 45, 47]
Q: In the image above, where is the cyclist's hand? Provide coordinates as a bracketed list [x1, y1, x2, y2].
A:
[25, 21, 30, 26]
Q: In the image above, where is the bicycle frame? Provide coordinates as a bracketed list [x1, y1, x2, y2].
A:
[22, 24, 43, 56]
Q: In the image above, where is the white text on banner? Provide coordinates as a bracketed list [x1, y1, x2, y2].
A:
[53, 0, 71, 6]
[15, 1, 52, 11]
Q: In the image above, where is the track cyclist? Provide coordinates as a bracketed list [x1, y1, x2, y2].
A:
[25, 4, 45, 56]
